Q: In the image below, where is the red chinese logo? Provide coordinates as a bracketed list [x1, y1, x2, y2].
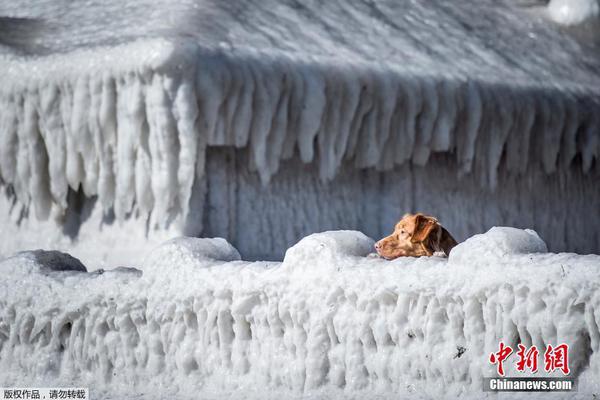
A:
[489, 342, 513, 376]
[489, 342, 570, 376]
[544, 344, 570, 375]
[516, 344, 539, 373]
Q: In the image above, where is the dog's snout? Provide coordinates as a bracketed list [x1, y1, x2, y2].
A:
[374, 241, 381, 250]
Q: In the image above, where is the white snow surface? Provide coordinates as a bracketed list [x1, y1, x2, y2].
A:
[1, 228, 600, 399]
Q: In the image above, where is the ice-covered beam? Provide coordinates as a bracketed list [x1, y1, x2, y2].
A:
[1, 228, 599, 398]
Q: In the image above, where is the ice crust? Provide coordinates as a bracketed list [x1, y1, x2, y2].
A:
[0, 0, 599, 231]
[1, 228, 600, 399]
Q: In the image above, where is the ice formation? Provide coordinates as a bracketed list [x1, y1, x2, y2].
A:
[548, 0, 600, 26]
[1, 36, 599, 225]
[1, 228, 599, 399]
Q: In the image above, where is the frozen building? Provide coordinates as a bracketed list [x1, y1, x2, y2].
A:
[0, 0, 599, 263]
[1, 1, 600, 399]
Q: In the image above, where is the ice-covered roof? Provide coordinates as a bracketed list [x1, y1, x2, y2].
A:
[1, 0, 599, 87]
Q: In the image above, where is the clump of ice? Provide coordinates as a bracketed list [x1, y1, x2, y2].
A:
[0, 249, 87, 276]
[548, 0, 600, 25]
[449, 226, 547, 265]
[282, 230, 375, 271]
[143, 236, 241, 276]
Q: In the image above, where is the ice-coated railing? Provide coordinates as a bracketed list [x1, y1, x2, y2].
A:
[1, 228, 599, 399]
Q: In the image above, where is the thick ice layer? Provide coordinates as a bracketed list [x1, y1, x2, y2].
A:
[0, 0, 599, 230]
[1, 229, 600, 399]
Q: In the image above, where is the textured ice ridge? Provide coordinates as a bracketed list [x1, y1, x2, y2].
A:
[1, 228, 600, 399]
[0, 37, 599, 226]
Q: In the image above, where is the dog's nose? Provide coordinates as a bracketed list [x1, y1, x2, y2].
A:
[374, 242, 381, 250]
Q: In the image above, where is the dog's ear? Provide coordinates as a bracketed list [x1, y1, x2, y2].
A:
[439, 227, 458, 256]
[411, 214, 438, 243]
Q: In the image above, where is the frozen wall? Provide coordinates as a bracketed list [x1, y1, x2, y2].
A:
[1, 230, 600, 399]
[0, 0, 599, 261]
[200, 149, 600, 260]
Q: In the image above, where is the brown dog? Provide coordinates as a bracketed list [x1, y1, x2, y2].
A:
[375, 213, 458, 259]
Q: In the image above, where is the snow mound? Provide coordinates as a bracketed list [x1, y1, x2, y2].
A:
[548, 0, 600, 25]
[449, 227, 547, 264]
[145, 237, 241, 268]
[0, 249, 87, 276]
[282, 230, 375, 270]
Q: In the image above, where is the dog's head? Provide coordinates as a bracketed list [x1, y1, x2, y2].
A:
[375, 213, 457, 259]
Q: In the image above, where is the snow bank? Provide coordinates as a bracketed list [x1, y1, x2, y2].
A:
[1, 228, 600, 399]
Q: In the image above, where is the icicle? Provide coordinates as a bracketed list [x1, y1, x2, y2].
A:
[558, 93, 580, 169]
[541, 93, 565, 175]
[98, 74, 118, 211]
[248, 59, 279, 184]
[173, 71, 200, 220]
[14, 95, 31, 206]
[63, 80, 84, 192]
[231, 61, 255, 148]
[129, 73, 153, 216]
[71, 76, 98, 196]
[114, 75, 138, 220]
[396, 75, 422, 166]
[264, 66, 292, 180]
[412, 77, 439, 166]
[505, 93, 535, 175]
[281, 64, 304, 161]
[345, 74, 374, 162]
[379, 84, 403, 170]
[22, 93, 52, 220]
[317, 69, 347, 180]
[456, 80, 482, 176]
[196, 56, 225, 147]
[331, 67, 361, 175]
[0, 93, 19, 185]
[430, 79, 458, 153]
[38, 84, 68, 209]
[579, 99, 600, 173]
[372, 72, 397, 172]
[483, 85, 514, 189]
[146, 73, 180, 224]
[296, 65, 326, 164]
